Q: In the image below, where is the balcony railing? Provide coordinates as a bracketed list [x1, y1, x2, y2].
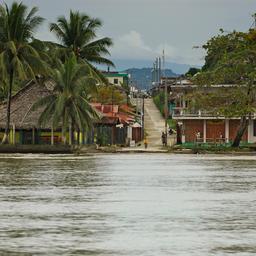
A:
[172, 107, 216, 117]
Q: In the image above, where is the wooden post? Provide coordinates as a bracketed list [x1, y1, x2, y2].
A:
[82, 129, 85, 145]
[203, 120, 206, 143]
[32, 127, 35, 145]
[12, 123, 16, 145]
[225, 119, 229, 143]
[62, 126, 66, 145]
[69, 122, 72, 145]
[77, 129, 81, 145]
[51, 125, 54, 145]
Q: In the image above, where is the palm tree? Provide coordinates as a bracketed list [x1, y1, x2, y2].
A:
[0, 2, 48, 143]
[0, 79, 8, 102]
[49, 10, 114, 83]
[120, 82, 130, 105]
[31, 55, 100, 144]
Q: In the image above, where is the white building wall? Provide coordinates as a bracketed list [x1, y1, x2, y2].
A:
[127, 126, 132, 140]
[248, 120, 256, 143]
[225, 119, 229, 143]
[107, 77, 124, 86]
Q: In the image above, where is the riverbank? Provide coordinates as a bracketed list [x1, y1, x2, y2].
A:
[0, 145, 73, 154]
[78, 145, 256, 155]
[0, 144, 255, 155]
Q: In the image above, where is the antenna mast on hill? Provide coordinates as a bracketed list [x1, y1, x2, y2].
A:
[158, 57, 161, 84]
[162, 49, 165, 79]
[163, 49, 168, 141]
[251, 13, 256, 29]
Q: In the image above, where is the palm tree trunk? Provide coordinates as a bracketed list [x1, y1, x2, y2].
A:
[232, 116, 248, 147]
[77, 129, 80, 145]
[70, 118, 75, 145]
[2, 69, 14, 144]
[62, 127, 66, 144]
[62, 116, 67, 144]
[232, 83, 252, 147]
[68, 117, 74, 145]
[82, 129, 85, 145]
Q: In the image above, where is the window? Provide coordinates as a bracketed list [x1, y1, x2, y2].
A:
[114, 78, 118, 84]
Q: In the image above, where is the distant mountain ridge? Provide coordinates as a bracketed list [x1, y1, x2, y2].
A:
[111, 59, 200, 74]
[98, 58, 200, 89]
[123, 68, 177, 90]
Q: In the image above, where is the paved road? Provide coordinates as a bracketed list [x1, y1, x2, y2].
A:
[144, 98, 167, 147]
[130, 97, 176, 149]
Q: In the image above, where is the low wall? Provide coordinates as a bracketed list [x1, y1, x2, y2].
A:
[0, 145, 72, 154]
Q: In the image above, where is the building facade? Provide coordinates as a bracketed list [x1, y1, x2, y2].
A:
[0, 80, 138, 146]
[170, 82, 256, 144]
[103, 71, 129, 86]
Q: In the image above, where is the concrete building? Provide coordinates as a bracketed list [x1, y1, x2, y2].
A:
[170, 82, 256, 144]
[103, 71, 129, 86]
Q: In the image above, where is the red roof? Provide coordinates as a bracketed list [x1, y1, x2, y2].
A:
[91, 103, 136, 125]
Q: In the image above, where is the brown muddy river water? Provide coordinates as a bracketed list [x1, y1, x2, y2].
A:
[0, 154, 255, 255]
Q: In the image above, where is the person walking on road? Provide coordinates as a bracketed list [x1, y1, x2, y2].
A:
[161, 132, 167, 147]
[144, 137, 148, 149]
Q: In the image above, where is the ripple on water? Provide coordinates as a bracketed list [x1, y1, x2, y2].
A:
[0, 154, 256, 256]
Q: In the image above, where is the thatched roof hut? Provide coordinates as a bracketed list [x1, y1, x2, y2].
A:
[0, 80, 52, 130]
[0, 80, 136, 131]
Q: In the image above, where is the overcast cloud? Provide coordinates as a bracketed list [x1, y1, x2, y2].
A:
[5, 0, 256, 66]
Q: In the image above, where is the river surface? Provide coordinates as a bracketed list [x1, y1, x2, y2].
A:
[0, 154, 256, 255]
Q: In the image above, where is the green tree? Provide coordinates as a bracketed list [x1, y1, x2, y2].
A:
[0, 79, 8, 101]
[31, 55, 99, 144]
[49, 10, 114, 83]
[0, 2, 47, 143]
[193, 29, 256, 147]
[92, 85, 125, 105]
[202, 29, 241, 72]
[120, 82, 130, 105]
[153, 91, 165, 116]
[185, 67, 201, 77]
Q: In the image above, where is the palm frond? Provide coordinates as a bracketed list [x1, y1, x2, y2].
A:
[49, 22, 66, 42]
[38, 101, 56, 127]
[31, 94, 56, 111]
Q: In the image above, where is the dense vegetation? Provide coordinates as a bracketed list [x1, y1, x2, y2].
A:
[153, 91, 165, 116]
[193, 24, 256, 147]
[153, 91, 176, 129]
[0, 1, 115, 144]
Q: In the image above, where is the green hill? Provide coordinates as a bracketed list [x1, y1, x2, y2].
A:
[124, 68, 177, 90]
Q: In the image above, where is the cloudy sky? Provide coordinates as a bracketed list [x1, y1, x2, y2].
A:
[5, 0, 256, 66]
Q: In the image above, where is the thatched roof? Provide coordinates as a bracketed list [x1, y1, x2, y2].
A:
[0, 80, 52, 129]
[0, 80, 136, 130]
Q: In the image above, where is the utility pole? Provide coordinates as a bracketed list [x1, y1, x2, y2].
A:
[153, 61, 156, 85]
[156, 57, 158, 84]
[154, 59, 158, 84]
[253, 13, 256, 28]
[155, 60, 157, 84]
[156, 57, 160, 86]
[163, 49, 168, 145]
[136, 88, 138, 115]
[141, 94, 145, 140]
[158, 57, 161, 85]
[151, 63, 154, 88]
